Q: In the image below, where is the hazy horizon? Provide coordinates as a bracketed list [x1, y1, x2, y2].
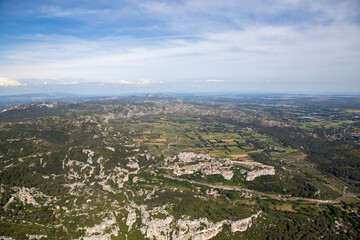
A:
[2, 90, 360, 98]
[1, 0, 360, 95]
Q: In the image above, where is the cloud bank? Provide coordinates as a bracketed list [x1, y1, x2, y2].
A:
[0, 77, 22, 87]
[0, 0, 359, 94]
[206, 80, 224, 83]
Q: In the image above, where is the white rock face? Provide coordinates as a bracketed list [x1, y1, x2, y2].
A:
[146, 154, 154, 161]
[232, 160, 276, 181]
[126, 207, 137, 231]
[80, 213, 119, 240]
[63, 156, 96, 187]
[0, 184, 5, 196]
[126, 157, 140, 171]
[27, 234, 48, 239]
[230, 211, 262, 232]
[0, 236, 16, 240]
[145, 187, 159, 200]
[3, 187, 51, 211]
[64, 182, 86, 195]
[105, 147, 115, 152]
[141, 216, 174, 240]
[82, 149, 95, 164]
[129, 203, 174, 240]
[221, 170, 234, 180]
[173, 210, 262, 240]
[126, 200, 262, 240]
[174, 218, 226, 240]
[167, 152, 275, 181]
[63, 148, 142, 196]
[39, 103, 55, 108]
[245, 167, 275, 181]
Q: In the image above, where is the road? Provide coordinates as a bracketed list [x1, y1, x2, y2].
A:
[162, 133, 182, 153]
[162, 175, 359, 204]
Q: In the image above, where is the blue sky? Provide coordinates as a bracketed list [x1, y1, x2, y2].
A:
[0, 0, 359, 95]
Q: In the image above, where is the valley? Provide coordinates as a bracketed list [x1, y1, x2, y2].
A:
[0, 94, 359, 239]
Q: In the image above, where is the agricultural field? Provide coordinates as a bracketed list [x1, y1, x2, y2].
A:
[0, 94, 359, 239]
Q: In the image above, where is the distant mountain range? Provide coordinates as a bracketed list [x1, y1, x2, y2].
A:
[0, 92, 179, 109]
[0, 93, 89, 108]
[1, 92, 359, 110]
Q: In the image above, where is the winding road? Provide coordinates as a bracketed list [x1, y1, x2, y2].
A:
[162, 175, 359, 204]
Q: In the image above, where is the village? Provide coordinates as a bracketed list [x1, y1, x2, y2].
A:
[158, 152, 275, 181]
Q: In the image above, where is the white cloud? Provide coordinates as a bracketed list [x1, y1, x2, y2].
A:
[206, 80, 224, 82]
[105, 79, 154, 85]
[40, 6, 110, 17]
[0, 77, 22, 87]
[2, 22, 359, 84]
[1, 1, 359, 93]
[109, 80, 132, 85]
[55, 81, 78, 85]
[138, 79, 152, 85]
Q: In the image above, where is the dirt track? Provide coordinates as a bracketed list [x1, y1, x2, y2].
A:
[163, 175, 359, 204]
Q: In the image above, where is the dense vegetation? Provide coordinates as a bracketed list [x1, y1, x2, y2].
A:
[0, 94, 359, 239]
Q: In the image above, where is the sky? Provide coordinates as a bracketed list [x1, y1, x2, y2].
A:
[0, 0, 360, 96]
